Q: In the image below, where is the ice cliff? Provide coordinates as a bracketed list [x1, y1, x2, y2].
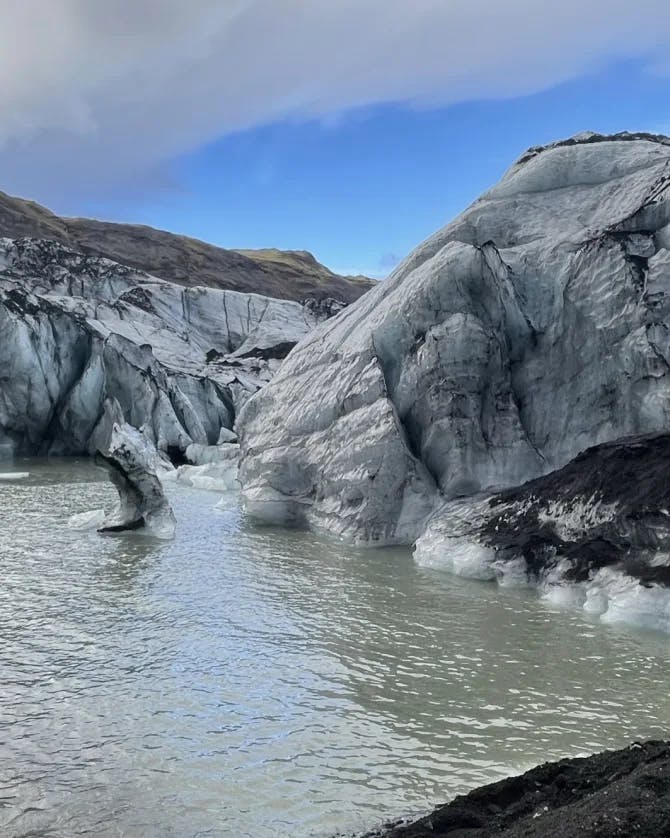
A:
[239, 132, 670, 545]
[0, 237, 328, 457]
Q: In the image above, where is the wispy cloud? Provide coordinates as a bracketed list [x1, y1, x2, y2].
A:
[1, 0, 670, 202]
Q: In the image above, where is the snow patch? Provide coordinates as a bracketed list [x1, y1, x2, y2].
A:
[538, 495, 618, 540]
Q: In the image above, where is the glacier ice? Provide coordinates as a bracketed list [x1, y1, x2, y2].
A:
[166, 440, 241, 493]
[95, 423, 176, 539]
[415, 432, 670, 633]
[0, 237, 327, 458]
[239, 132, 670, 545]
[173, 462, 239, 493]
[68, 509, 106, 531]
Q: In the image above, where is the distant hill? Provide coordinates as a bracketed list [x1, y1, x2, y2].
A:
[0, 189, 375, 303]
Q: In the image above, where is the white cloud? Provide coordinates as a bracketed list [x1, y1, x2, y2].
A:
[1, 0, 670, 203]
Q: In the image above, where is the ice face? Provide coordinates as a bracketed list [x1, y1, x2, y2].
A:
[239, 133, 670, 545]
[0, 237, 318, 459]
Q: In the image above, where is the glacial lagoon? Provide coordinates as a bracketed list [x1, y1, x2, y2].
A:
[2, 460, 670, 837]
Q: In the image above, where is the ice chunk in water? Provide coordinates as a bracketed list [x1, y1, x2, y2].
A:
[0, 472, 29, 481]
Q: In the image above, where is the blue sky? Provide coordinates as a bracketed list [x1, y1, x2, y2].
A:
[103, 59, 668, 278]
[1, 2, 669, 278]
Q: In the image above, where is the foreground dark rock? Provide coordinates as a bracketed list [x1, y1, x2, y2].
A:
[0, 189, 374, 303]
[360, 741, 670, 838]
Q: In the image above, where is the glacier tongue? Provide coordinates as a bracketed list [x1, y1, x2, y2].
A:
[239, 132, 670, 545]
[0, 237, 324, 457]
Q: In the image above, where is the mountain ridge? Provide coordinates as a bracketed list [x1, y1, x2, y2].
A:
[0, 189, 374, 303]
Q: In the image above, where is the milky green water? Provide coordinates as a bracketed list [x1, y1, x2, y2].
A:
[1, 460, 669, 837]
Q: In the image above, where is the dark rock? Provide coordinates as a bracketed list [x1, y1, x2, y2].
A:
[413, 432, 670, 630]
[474, 433, 670, 588]
[358, 741, 670, 838]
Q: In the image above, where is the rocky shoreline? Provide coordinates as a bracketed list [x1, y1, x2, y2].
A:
[357, 741, 670, 838]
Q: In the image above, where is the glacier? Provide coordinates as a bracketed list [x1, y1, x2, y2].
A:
[239, 132, 670, 546]
[236, 131, 670, 632]
[0, 237, 326, 458]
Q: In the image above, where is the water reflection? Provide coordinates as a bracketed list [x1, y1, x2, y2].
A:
[1, 461, 670, 838]
[246, 531, 670, 791]
[94, 538, 164, 587]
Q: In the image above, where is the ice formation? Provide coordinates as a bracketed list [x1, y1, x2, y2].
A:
[68, 509, 106, 531]
[0, 237, 330, 458]
[95, 423, 176, 539]
[415, 433, 670, 633]
[239, 133, 670, 545]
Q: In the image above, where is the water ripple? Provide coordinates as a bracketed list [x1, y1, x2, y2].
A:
[1, 460, 670, 837]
